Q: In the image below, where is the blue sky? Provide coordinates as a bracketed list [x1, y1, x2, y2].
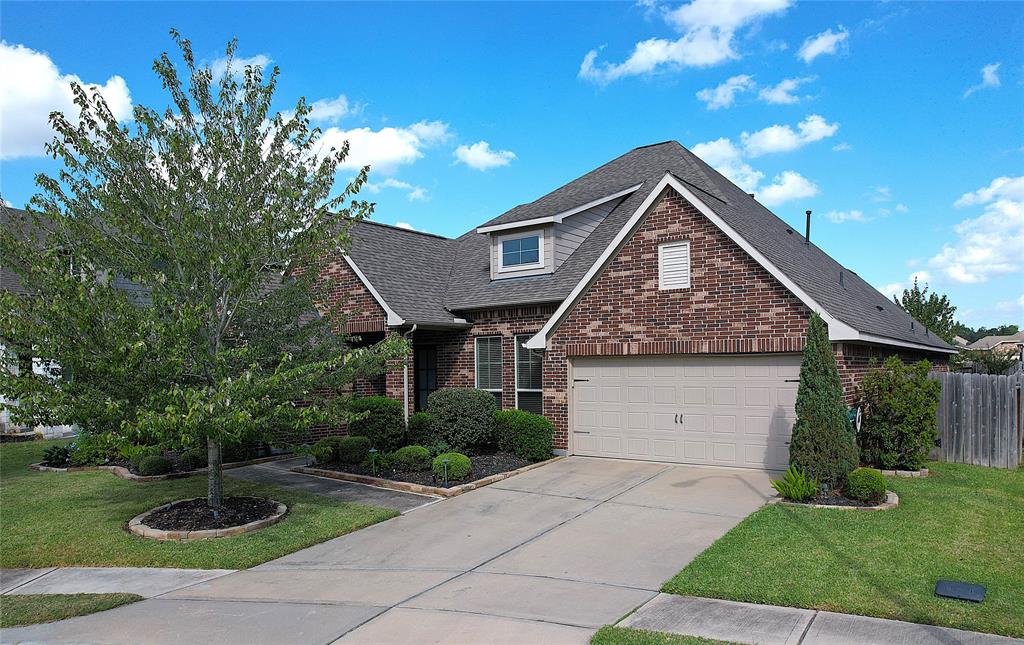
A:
[1, 1, 1021, 327]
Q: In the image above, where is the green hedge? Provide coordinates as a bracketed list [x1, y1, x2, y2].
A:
[348, 397, 406, 452]
[432, 452, 471, 482]
[845, 467, 886, 503]
[407, 412, 436, 446]
[857, 357, 940, 470]
[427, 388, 497, 450]
[393, 445, 431, 471]
[136, 455, 173, 476]
[494, 409, 554, 461]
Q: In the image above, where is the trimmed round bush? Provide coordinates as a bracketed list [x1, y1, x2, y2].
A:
[427, 388, 497, 450]
[407, 412, 436, 446]
[432, 452, 471, 482]
[348, 397, 406, 452]
[136, 455, 173, 476]
[337, 436, 372, 465]
[393, 445, 432, 471]
[845, 467, 887, 503]
[494, 409, 554, 461]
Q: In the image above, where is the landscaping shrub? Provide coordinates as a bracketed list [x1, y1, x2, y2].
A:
[845, 467, 887, 503]
[857, 357, 940, 471]
[68, 432, 118, 466]
[179, 448, 207, 471]
[407, 412, 436, 446]
[120, 444, 161, 472]
[432, 452, 471, 482]
[788, 313, 859, 489]
[348, 397, 405, 452]
[310, 437, 341, 465]
[770, 466, 818, 501]
[427, 441, 452, 458]
[136, 455, 173, 476]
[427, 388, 497, 450]
[494, 409, 554, 461]
[336, 436, 371, 465]
[221, 437, 265, 463]
[393, 445, 431, 471]
[41, 444, 72, 468]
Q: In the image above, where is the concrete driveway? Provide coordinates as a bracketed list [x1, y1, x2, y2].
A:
[2, 457, 773, 645]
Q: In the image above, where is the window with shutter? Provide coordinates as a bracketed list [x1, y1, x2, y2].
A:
[475, 336, 503, 405]
[659, 241, 691, 290]
[515, 334, 543, 414]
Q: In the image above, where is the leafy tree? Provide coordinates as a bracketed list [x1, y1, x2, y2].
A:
[0, 31, 407, 509]
[788, 313, 859, 490]
[892, 278, 956, 344]
[952, 349, 1019, 375]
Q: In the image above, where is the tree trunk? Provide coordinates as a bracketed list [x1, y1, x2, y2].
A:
[207, 437, 223, 511]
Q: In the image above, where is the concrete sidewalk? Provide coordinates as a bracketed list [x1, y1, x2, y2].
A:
[1, 567, 234, 598]
[621, 594, 1024, 645]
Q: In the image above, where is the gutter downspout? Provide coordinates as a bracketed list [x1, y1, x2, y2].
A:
[402, 324, 417, 425]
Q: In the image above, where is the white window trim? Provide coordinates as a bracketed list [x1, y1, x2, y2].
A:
[475, 336, 503, 393]
[658, 240, 691, 291]
[496, 230, 545, 273]
[514, 334, 543, 410]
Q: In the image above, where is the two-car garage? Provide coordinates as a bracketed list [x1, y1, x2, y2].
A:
[571, 354, 800, 471]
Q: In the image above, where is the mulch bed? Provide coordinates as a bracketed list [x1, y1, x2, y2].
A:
[143, 496, 280, 531]
[326, 450, 532, 487]
[787, 492, 885, 508]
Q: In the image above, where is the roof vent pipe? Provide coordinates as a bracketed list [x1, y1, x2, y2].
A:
[805, 210, 812, 246]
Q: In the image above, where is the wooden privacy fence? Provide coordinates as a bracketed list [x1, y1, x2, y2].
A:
[932, 371, 1023, 469]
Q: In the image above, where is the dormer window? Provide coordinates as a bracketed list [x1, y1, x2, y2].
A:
[501, 233, 542, 269]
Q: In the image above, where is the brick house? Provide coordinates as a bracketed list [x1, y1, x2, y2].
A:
[327, 141, 954, 470]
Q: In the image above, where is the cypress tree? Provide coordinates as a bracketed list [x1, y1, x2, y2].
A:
[788, 313, 859, 489]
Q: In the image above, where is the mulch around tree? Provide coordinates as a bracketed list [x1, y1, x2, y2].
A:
[787, 492, 885, 508]
[143, 496, 280, 531]
[328, 450, 532, 488]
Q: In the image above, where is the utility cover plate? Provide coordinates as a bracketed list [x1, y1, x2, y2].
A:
[935, 580, 986, 603]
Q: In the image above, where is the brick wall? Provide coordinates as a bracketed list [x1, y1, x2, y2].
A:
[542, 188, 813, 450]
[319, 255, 387, 334]
[835, 342, 950, 405]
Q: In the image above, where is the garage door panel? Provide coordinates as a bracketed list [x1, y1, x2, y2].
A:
[572, 354, 799, 470]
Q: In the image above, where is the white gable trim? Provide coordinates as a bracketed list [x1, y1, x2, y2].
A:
[526, 173, 865, 350]
[343, 255, 405, 327]
[855, 334, 958, 355]
[476, 184, 642, 234]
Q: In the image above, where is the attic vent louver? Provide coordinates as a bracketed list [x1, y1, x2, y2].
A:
[876, 305, 884, 312]
[839, 271, 845, 288]
[911, 321, 915, 330]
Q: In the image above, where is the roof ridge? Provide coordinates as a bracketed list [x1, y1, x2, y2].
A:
[358, 219, 450, 240]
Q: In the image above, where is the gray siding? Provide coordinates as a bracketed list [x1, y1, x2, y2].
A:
[553, 197, 623, 269]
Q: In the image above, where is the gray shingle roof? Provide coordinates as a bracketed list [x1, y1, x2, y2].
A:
[345, 220, 457, 326]
[350, 142, 954, 352]
[967, 332, 1024, 350]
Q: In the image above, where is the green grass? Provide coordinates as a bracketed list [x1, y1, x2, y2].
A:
[0, 440, 398, 569]
[591, 626, 738, 645]
[663, 462, 1024, 637]
[0, 593, 143, 627]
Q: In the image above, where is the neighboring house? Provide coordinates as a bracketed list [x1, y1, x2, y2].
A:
[0, 207, 76, 437]
[953, 335, 970, 347]
[326, 141, 955, 470]
[967, 332, 1024, 358]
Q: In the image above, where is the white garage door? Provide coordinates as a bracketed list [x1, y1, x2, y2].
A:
[571, 354, 800, 470]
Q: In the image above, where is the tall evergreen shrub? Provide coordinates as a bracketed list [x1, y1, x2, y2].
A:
[788, 313, 859, 489]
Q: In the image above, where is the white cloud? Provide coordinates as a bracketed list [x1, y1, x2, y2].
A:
[210, 54, 272, 82]
[318, 120, 450, 173]
[797, 26, 849, 63]
[308, 94, 355, 124]
[363, 177, 428, 201]
[740, 114, 838, 157]
[394, 221, 416, 230]
[963, 62, 1001, 98]
[0, 42, 133, 160]
[822, 209, 866, 223]
[757, 76, 814, 104]
[832, 142, 852, 152]
[872, 186, 892, 202]
[929, 176, 1024, 283]
[757, 171, 818, 206]
[691, 137, 763, 192]
[696, 74, 755, 110]
[579, 0, 791, 84]
[879, 270, 932, 300]
[454, 140, 517, 170]
[895, 203, 909, 213]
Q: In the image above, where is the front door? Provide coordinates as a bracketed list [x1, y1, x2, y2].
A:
[415, 346, 438, 411]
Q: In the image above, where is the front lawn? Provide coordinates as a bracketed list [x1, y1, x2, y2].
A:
[0, 440, 398, 569]
[0, 593, 143, 627]
[663, 462, 1024, 637]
